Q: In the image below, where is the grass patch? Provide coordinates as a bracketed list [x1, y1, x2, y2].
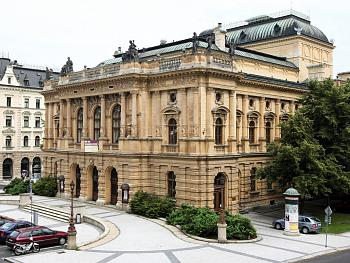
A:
[320, 213, 350, 234]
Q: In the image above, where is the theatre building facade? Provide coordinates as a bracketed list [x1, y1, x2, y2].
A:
[42, 11, 334, 213]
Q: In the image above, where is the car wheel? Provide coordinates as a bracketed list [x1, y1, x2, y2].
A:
[302, 227, 309, 234]
[33, 244, 40, 253]
[14, 246, 22, 256]
[59, 237, 66, 245]
[275, 223, 282, 230]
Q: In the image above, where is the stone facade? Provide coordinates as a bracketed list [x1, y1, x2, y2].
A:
[41, 11, 333, 213]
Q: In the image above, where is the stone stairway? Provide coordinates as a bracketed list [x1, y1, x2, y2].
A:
[22, 203, 70, 223]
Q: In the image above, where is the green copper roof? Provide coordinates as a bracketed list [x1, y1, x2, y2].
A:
[283, 187, 301, 196]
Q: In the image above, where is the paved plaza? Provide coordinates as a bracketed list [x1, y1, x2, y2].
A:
[0, 196, 349, 263]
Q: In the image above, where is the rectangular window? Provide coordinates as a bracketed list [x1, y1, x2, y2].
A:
[24, 98, 29, 108]
[6, 97, 11, 107]
[250, 168, 257, 192]
[35, 99, 40, 109]
[5, 116, 12, 127]
[35, 117, 41, 128]
[24, 116, 29, 127]
[7, 77, 11, 84]
[24, 79, 29, 86]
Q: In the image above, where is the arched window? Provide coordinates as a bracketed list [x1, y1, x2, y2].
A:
[35, 136, 40, 147]
[94, 107, 101, 140]
[21, 157, 29, 177]
[112, 105, 121, 143]
[215, 118, 223, 145]
[5, 136, 12, 148]
[3, 158, 13, 179]
[266, 122, 272, 144]
[168, 118, 177, 145]
[77, 108, 83, 143]
[32, 157, 41, 178]
[249, 121, 255, 144]
[23, 136, 29, 147]
[167, 171, 176, 198]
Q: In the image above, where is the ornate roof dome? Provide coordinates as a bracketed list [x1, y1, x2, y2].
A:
[200, 12, 330, 45]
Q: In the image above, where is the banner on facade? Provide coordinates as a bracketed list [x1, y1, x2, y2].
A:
[84, 140, 98, 152]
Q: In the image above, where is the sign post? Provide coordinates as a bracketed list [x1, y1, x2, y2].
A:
[324, 205, 333, 247]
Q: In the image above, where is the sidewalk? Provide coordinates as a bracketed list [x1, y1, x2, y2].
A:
[1, 196, 350, 263]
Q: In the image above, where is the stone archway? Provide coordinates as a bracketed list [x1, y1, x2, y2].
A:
[214, 173, 226, 211]
[3, 158, 13, 180]
[92, 166, 98, 202]
[110, 168, 118, 205]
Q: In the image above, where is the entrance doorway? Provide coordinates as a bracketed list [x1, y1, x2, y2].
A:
[214, 173, 226, 211]
[110, 168, 118, 205]
[76, 165, 81, 198]
[92, 167, 98, 201]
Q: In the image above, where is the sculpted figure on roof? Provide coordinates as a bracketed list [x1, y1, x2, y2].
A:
[192, 32, 199, 54]
[60, 57, 73, 76]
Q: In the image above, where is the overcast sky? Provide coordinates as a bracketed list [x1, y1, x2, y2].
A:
[1, 0, 348, 75]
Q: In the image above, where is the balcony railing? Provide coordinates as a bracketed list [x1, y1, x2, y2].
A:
[162, 144, 178, 153]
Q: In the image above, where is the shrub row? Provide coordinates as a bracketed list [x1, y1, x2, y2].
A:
[4, 176, 57, 197]
[166, 204, 257, 240]
[130, 191, 175, 218]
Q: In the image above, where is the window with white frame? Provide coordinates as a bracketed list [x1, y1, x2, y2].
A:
[5, 116, 12, 127]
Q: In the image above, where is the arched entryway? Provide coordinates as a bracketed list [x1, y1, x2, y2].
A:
[21, 157, 30, 178]
[110, 168, 118, 205]
[214, 173, 226, 211]
[92, 166, 98, 201]
[75, 165, 81, 198]
[3, 158, 13, 180]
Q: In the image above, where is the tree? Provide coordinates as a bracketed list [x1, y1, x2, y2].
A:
[257, 112, 350, 199]
[300, 79, 350, 171]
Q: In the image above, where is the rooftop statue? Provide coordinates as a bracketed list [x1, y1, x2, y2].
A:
[192, 32, 199, 54]
[122, 40, 139, 62]
[60, 57, 74, 76]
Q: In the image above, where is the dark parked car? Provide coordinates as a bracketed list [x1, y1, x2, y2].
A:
[273, 215, 322, 234]
[0, 216, 14, 227]
[0, 221, 33, 243]
[6, 226, 68, 248]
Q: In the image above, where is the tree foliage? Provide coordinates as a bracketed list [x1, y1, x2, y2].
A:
[257, 80, 350, 199]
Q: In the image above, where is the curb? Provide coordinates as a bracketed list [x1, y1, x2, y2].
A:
[142, 217, 262, 244]
[78, 214, 120, 250]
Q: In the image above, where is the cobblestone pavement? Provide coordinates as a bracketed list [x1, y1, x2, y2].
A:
[1, 196, 350, 263]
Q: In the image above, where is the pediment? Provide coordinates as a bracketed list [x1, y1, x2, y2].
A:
[2, 128, 16, 134]
[161, 105, 181, 114]
[3, 110, 14, 115]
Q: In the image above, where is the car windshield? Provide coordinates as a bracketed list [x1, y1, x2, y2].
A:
[1, 223, 14, 230]
[9, 231, 20, 238]
[310, 217, 321, 222]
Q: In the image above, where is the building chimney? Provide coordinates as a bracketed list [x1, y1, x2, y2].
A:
[213, 23, 226, 50]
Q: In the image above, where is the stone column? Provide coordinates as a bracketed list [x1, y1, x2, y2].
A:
[290, 100, 295, 115]
[155, 91, 161, 137]
[99, 95, 107, 149]
[44, 103, 49, 148]
[179, 89, 187, 138]
[275, 99, 281, 140]
[59, 99, 64, 138]
[259, 97, 266, 151]
[193, 88, 199, 138]
[229, 90, 237, 152]
[206, 88, 213, 139]
[199, 86, 206, 139]
[140, 89, 149, 138]
[66, 98, 72, 138]
[131, 91, 137, 137]
[120, 92, 126, 137]
[242, 95, 249, 152]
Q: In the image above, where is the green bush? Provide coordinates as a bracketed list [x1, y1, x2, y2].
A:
[4, 178, 30, 195]
[130, 190, 175, 218]
[32, 176, 57, 197]
[225, 212, 257, 240]
[166, 204, 257, 240]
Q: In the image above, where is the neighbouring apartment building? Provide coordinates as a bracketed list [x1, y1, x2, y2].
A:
[0, 57, 58, 182]
[42, 10, 334, 213]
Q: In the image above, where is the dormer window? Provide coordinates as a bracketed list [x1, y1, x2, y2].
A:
[240, 31, 247, 40]
[7, 77, 11, 84]
[24, 79, 29, 86]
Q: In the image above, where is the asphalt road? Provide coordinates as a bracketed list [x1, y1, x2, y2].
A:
[0, 245, 14, 262]
[299, 249, 350, 263]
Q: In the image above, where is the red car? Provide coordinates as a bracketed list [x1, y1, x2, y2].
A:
[6, 226, 67, 248]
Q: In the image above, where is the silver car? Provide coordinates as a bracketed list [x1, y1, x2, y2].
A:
[272, 215, 322, 234]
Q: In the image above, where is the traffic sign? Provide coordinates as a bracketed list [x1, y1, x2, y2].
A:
[324, 206, 333, 216]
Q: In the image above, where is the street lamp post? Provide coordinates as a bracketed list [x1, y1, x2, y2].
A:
[217, 186, 227, 243]
[67, 181, 77, 250]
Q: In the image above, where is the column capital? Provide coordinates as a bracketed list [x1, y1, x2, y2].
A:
[229, 90, 236, 96]
[99, 94, 105, 100]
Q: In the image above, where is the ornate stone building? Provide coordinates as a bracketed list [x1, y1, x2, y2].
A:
[0, 57, 58, 182]
[42, 10, 334, 213]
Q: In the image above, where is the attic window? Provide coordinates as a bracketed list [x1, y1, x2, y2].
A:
[240, 31, 247, 40]
[274, 24, 281, 34]
[7, 77, 11, 84]
[24, 79, 29, 86]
